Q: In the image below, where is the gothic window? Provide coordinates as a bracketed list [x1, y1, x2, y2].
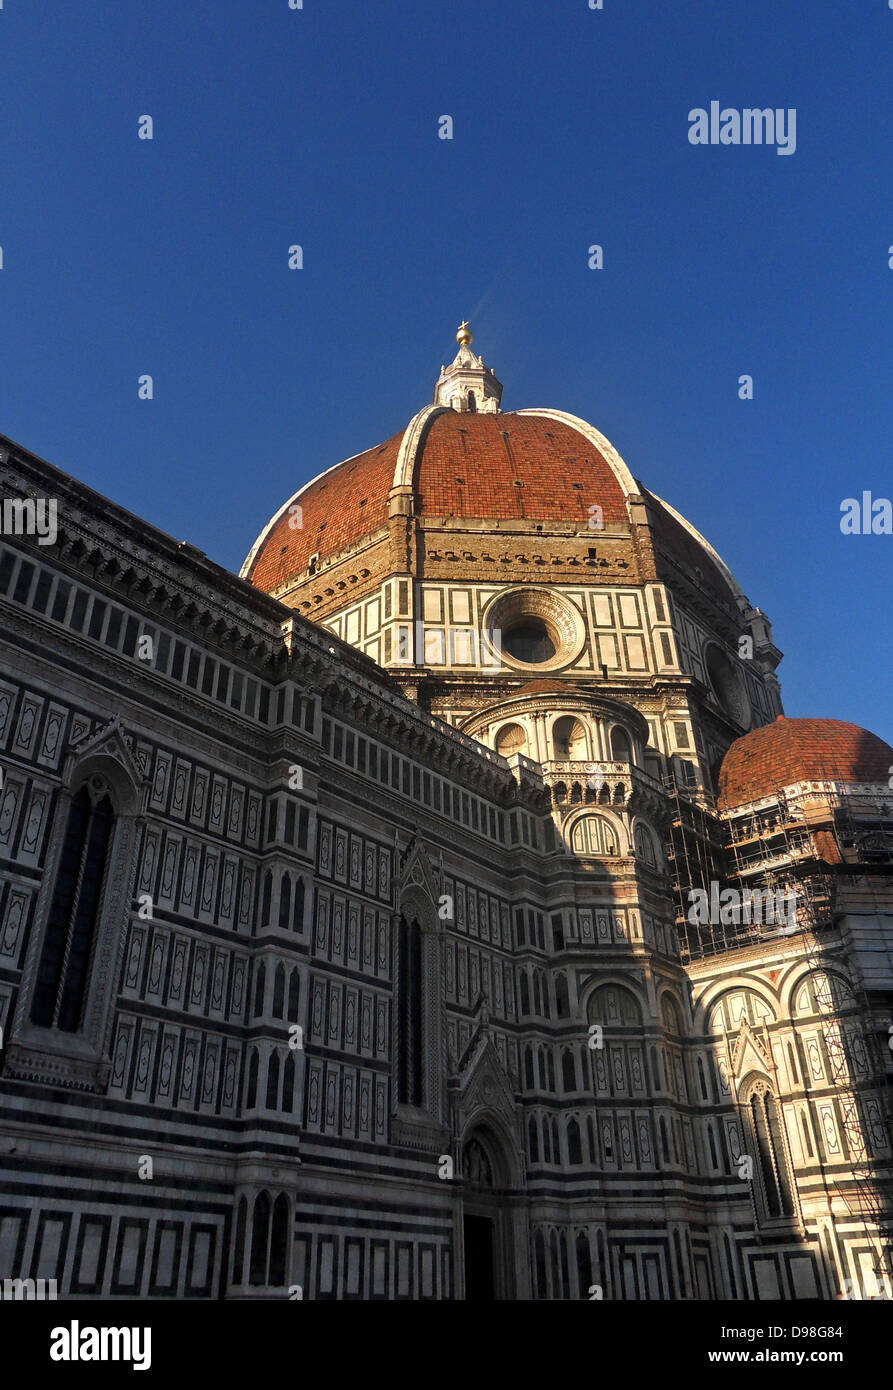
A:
[247, 1190, 289, 1286]
[249, 1191, 270, 1283]
[520, 971, 530, 1015]
[575, 1233, 593, 1297]
[287, 969, 300, 1020]
[293, 877, 305, 930]
[524, 1046, 536, 1090]
[634, 821, 658, 867]
[233, 1196, 247, 1284]
[253, 963, 266, 1017]
[555, 974, 569, 1017]
[266, 1051, 280, 1109]
[260, 870, 272, 927]
[273, 964, 286, 1018]
[567, 1117, 583, 1164]
[282, 1052, 297, 1113]
[562, 1048, 576, 1093]
[31, 782, 114, 1032]
[661, 994, 682, 1036]
[743, 1080, 795, 1220]
[269, 1195, 289, 1286]
[245, 1049, 259, 1108]
[279, 873, 292, 930]
[397, 915, 423, 1106]
[534, 1231, 548, 1298]
[528, 1116, 539, 1161]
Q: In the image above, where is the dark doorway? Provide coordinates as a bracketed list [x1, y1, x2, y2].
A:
[463, 1214, 496, 1300]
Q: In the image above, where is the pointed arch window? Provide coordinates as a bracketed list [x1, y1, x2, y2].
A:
[279, 873, 292, 930]
[31, 781, 115, 1033]
[744, 1080, 795, 1219]
[397, 915, 423, 1106]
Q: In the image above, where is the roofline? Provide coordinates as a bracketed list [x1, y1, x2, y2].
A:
[239, 437, 397, 582]
[646, 488, 745, 601]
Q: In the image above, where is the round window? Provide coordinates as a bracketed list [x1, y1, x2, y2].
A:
[503, 619, 557, 664]
[483, 588, 585, 672]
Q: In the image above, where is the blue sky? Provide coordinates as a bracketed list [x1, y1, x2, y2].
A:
[1, 0, 890, 743]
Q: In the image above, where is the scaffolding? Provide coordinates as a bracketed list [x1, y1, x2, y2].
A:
[723, 777, 893, 1292]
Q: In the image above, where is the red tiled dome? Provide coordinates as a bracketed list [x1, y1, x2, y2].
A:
[243, 410, 630, 593]
[244, 429, 404, 593]
[718, 716, 893, 810]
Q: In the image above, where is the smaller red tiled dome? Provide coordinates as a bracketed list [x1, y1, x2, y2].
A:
[718, 716, 893, 810]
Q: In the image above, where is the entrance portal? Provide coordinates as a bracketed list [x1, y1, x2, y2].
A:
[463, 1214, 496, 1301]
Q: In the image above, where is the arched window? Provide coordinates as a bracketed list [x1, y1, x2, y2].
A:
[575, 1232, 593, 1297]
[562, 1049, 576, 1093]
[534, 1230, 548, 1298]
[293, 877, 305, 930]
[587, 983, 642, 1028]
[524, 1046, 536, 1090]
[269, 1194, 290, 1286]
[279, 874, 292, 930]
[567, 1117, 583, 1164]
[528, 1116, 539, 1162]
[466, 391, 477, 413]
[553, 716, 588, 761]
[266, 1051, 280, 1109]
[260, 870, 272, 928]
[610, 726, 631, 761]
[571, 814, 619, 857]
[661, 994, 682, 1036]
[397, 915, 423, 1106]
[660, 1115, 671, 1165]
[555, 974, 570, 1018]
[744, 1081, 795, 1219]
[495, 722, 527, 758]
[634, 821, 657, 867]
[273, 964, 286, 1018]
[287, 969, 300, 1020]
[546, 1049, 556, 1092]
[249, 1191, 271, 1285]
[282, 1052, 297, 1114]
[245, 1049, 259, 1109]
[520, 972, 530, 1015]
[31, 783, 115, 1032]
[253, 962, 266, 1018]
[233, 1195, 247, 1285]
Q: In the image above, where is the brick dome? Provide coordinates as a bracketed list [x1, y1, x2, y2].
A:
[717, 716, 893, 810]
[240, 329, 745, 618]
[242, 409, 632, 593]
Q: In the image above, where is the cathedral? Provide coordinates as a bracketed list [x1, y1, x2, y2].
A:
[0, 324, 890, 1301]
